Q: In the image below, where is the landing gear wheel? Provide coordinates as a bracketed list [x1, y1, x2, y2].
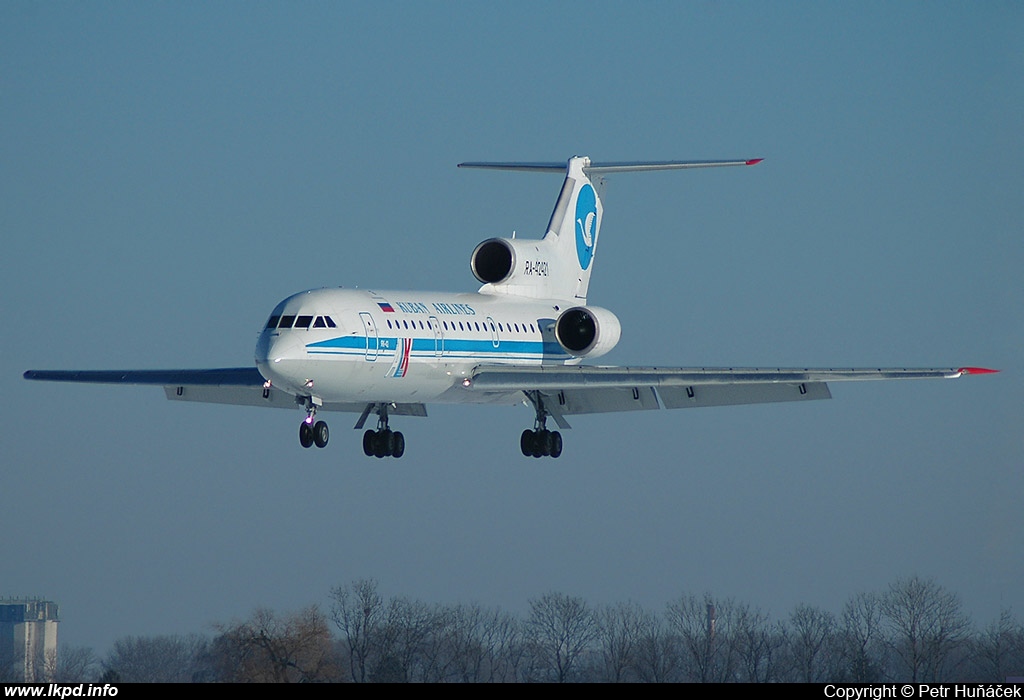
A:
[538, 429, 553, 457]
[361, 404, 407, 459]
[549, 431, 562, 458]
[313, 421, 329, 448]
[520, 427, 564, 458]
[299, 421, 314, 448]
[521, 429, 534, 457]
[532, 430, 545, 458]
[521, 391, 566, 459]
[374, 429, 393, 458]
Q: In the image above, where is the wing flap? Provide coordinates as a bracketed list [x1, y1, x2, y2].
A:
[467, 365, 967, 392]
[544, 386, 660, 415]
[465, 364, 979, 412]
[165, 384, 427, 415]
[165, 384, 294, 409]
[25, 368, 429, 416]
[658, 382, 831, 409]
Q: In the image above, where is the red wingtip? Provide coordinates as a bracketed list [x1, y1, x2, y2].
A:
[745, 158, 764, 166]
[958, 367, 1000, 375]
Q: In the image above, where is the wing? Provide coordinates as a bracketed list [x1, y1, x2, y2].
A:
[21, 368, 428, 416]
[463, 365, 995, 426]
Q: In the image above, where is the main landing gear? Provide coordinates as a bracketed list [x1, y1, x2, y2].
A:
[521, 390, 563, 458]
[298, 400, 330, 449]
[362, 404, 404, 459]
[521, 427, 562, 458]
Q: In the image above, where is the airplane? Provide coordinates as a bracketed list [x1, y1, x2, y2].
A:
[24, 156, 997, 459]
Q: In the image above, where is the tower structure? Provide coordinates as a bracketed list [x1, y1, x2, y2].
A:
[0, 599, 59, 682]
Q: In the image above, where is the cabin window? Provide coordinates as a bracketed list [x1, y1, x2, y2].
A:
[387, 320, 393, 329]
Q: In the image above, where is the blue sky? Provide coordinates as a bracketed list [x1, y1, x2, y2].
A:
[2, 3, 1021, 652]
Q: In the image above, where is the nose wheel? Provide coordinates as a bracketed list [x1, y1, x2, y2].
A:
[298, 400, 330, 449]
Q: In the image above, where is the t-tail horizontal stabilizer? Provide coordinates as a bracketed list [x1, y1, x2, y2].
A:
[459, 156, 762, 303]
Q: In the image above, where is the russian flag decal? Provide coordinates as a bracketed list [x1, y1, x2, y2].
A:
[378, 302, 395, 312]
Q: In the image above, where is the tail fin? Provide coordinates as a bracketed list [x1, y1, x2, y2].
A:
[459, 156, 761, 303]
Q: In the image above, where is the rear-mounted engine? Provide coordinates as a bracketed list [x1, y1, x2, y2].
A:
[470, 238, 516, 284]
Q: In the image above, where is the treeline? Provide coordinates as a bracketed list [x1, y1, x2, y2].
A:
[12, 576, 1024, 682]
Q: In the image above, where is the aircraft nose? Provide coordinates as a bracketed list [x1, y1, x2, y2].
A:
[255, 331, 303, 366]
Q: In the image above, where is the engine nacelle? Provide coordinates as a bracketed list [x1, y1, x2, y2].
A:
[554, 306, 621, 358]
[470, 237, 555, 287]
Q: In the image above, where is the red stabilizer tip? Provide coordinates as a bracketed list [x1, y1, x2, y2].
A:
[745, 158, 764, 166]
[958, 367, 999, 375]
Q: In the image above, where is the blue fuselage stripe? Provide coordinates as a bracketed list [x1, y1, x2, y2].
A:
[306, 335, 568, 359]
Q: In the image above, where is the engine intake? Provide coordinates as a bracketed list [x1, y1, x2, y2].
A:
[554, 306, 621, 358]
[471, 239, 515, 284]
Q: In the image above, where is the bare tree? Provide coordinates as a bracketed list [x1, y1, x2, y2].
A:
[881, 575, 972, 682]
[330, 578, 386, 682]
[424, 602, 522, 682]
[211, 606, 338, 682]
[48, 644, 99, 683]
[103, 634, 209, 683]
[839, 591, 886, 682]
[733, 605, 784, 683]
[786, 604, 838, 682]
[373, 596, 441, 682]
[666, 593, 742, 682]
[631, 613, 680, 683]
[593, 601, 650, 682]
[525, 592, 598, 682]
[969, 609, 1024, 681]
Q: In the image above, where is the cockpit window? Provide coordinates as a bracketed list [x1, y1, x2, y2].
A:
[274, 314, 337, 330]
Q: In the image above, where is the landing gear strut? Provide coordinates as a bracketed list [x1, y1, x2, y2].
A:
[361, 403, 405, 459]
[299, 399, 330, 449]
[521, 391, 563, 458]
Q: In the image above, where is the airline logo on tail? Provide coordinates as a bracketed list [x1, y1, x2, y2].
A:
[574, 183, 598, 270]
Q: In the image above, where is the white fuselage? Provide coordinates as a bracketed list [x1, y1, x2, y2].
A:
[255, 287, 580, 406]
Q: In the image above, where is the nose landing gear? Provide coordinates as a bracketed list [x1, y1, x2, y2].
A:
[298, 399, 330, 449]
